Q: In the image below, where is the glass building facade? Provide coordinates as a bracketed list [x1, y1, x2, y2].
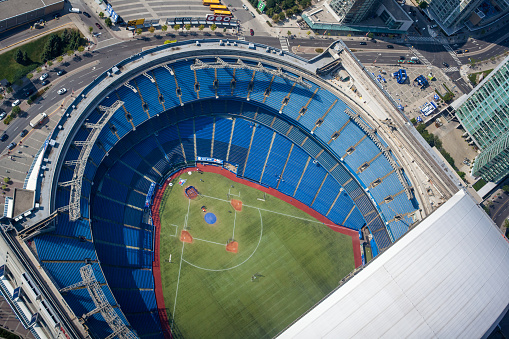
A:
[329, 0, 379, 24]
[456, 56, 509, 182]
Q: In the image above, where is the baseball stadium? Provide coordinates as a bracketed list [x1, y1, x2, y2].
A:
[1, 39, 509, 339]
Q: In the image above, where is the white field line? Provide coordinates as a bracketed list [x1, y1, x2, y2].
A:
[182, 209, 264, 272]
[193, 237, 226, 246]
[171, 241, 185, 330]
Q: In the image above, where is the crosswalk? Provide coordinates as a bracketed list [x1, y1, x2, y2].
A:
[407, 36, 447, 44]
[279, 36, 289, 52]
[407, 45, 433, 69]
[442, 44, 462, 65]
[442, 67, 459, 72]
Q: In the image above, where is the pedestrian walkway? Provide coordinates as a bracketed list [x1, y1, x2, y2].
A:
[442, 66, 459, 72]
[443, 44, 463, 65]
[408, 45, 433, 69]
[279, 36, 289, 52]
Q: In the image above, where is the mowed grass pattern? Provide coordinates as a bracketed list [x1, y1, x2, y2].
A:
[159, 171, 355, 338]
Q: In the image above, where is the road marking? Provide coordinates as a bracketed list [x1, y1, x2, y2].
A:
[0, 23, 73, 52]
[279, 36, 289, 52]
[443, 44, 463, 65]
[408, 45, 432, 69]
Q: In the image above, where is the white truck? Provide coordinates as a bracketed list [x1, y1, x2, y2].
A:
[30, 113, 47, 128]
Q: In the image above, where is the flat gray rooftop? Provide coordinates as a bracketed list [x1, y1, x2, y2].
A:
[0, 0, 63, 21]
[13, 188, 34, 218]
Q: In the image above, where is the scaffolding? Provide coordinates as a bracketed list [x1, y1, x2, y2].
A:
[59, 100, 124, 221]
[60, 265, 137, 339]
[191, 57, 312, 89]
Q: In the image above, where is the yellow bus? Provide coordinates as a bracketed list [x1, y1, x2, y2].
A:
[203, 0, 220, 5]
[214, 10, 232, 15]
[210, 5, 228, 10]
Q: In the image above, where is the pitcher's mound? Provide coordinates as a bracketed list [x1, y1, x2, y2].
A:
[226, 241, 238, 253]
[180, 230, 193, 243]
[230, 199, 242, 211]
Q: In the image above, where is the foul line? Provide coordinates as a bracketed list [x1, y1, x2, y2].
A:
[184, 199, 191, 228]
[183, 209, 264, 272]
[201, 194, 332, 227]
[171, 241, 185, 331]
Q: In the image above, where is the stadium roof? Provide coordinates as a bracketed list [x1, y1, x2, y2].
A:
[0, 0, 63, 21]
[280, 189, 509, 338]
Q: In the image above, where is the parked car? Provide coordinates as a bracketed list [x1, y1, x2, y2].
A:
[455, 50, 463, 54]
[250, 29, 254, 36]
[387, 44, 394, 49]
[0, 112, 6, 120]
[95, 22, 103, 29]
[20, 129, 28, 137]
[83, 12, 91, 18]
[7, 142, 16, 150]
[41, 80, 49, 86]
[251, 12, 255, 17]
[442, 62, 449, 67]
[57, 88, 67, 95]
[57, 70, 65, 76]
[243, 4, 248, 10]
[360, 42, 367, 45]
[0, 134, 7, 142]
[39, 73, 48, 81]
[11, 99, 20, 107]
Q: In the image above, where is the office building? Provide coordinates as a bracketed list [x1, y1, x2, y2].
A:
[455, 56, 509, 182]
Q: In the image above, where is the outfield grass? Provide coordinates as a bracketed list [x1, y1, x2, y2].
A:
[159, 171, 355, 338]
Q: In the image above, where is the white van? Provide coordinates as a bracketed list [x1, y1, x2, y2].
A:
[411, 56, 419, 61]
[69, 8, 80, 13]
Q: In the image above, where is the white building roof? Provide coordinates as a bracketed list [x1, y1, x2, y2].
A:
[280, 190, 509, 338]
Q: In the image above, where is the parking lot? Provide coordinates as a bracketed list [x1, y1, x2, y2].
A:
[365, 64, 461, 122]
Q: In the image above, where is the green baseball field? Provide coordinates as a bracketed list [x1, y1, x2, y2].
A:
[158, 171, 355, 338]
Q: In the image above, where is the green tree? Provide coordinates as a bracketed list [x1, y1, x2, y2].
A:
[161, 25, 168, 32]
[267, 8, 274, 16]
[136, 28, 143, 35]
[185, 24, 191, 31]
[105, 17, 112, 27]
[11, 106, 20, 117]
[99, 12, 104, 18]
[272, 13, 279, 22]
[57, 56, 64, 63]
[419, 1, 428, 8]
[3, 177, 10, 184]
[199, 24, 205, 31]
[279, 11, 286, 19]
[78, 46, 85, 52]
[67, 50, 74, 57]
[368, 32, 374, 39]
[174, 24, 181, 31]
[287, 30, 292, 36]
[89, 26, 93, 34]
[149, 26, 155, 33]
[211, 24, 217, 31]
[47, 60, 53, 66]
[306, 30, 311, 36]
[14, 49, 24, 64]
[502, 185, 509, 193]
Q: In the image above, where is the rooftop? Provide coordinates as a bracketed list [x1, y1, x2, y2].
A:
[0, 0, 63, 22]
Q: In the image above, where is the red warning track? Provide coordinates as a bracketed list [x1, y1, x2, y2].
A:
[151, 165, 362, 338]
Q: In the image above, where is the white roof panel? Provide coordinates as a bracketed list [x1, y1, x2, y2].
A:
[280, 190, 509, 338]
